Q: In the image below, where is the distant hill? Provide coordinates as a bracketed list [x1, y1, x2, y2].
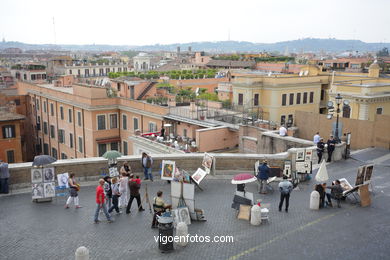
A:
[0, 38, 389, 53]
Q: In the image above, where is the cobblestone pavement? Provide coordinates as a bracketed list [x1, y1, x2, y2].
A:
[1, 148, 390, 260]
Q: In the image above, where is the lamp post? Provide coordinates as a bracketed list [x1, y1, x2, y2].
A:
[334, 93, 343, 143]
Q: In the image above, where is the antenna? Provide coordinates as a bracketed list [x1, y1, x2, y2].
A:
[52, 17, 57, 45]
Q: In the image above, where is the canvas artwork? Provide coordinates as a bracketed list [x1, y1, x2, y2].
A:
[173, 166, 182, 181]
[305, 149, 313, 162]
[364, 165, 374, 182]
[202, 153, 213, 170]
[31, 169, 43, 183]
[296, 149, 305, 161]
[32, 183, 44, 199]
[57, 172, 69, 188]
[44, 182, 56, 197]
[178, 207, 191, 225]
[109, 167, 119, 177]
[355, 166, 365, 186]
[191, 168, 207, 185]
[339, 178, 353, 192]
[161, 160, 175, 181]
[296, 162, 310, 173]
[283, 161, 292, 177]
[43, 168, 55, 182]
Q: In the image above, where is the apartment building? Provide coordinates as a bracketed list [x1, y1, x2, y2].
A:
[0, 107, 25, 163]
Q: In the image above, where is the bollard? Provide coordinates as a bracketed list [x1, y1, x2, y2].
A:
[176, 222, 189, 247]
[75, 246, 89, 260]
[310, 191, 320, 210]
[250, 205, 262, 226]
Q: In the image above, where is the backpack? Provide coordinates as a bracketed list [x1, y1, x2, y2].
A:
[146, 156, 152, 168]
[104, 182, 112, 197]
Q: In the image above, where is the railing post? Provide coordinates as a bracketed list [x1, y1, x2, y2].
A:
[75, 246, 89, 260]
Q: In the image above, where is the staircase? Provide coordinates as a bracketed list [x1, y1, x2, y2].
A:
[137, 81, 157, 100]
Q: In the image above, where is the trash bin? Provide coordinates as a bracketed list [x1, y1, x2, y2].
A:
[176, 222, 188, 247]
[158, 213, 174, 253]
[250, 205, 262, 226]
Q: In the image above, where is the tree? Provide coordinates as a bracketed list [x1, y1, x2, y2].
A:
[377, 47, 389, 57]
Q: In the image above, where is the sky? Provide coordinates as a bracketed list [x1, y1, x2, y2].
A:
[1, 0, 389, 46]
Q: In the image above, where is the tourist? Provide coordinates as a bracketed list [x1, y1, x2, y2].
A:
[103, 176, 112, 209]
[326, 180, 344, 208]
[120, 161, 132, 176]
[141, 152, 153, 181]
[118, 172, 129, 208]
[327, 135, 336, 162]
[65, 173, 82, 209]
[160, 126, 165, 139]
[313, 132, 321, 144]
[151, 191, 171, 228]
[279, 125, 287, 137]
[278, 175, 293, 212]
[317, 138, 325, 164]
[126, 174, 145, 214]
[108, 177, 121, 214]
[257, 160, 270, 194]
[0, 160, 10, 194]
[94, 179, 112, 223]
[315, 183, 325, 208]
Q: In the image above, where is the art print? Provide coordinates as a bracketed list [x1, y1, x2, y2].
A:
[178, 207, 191, 225]
[191, 168, 207, 184]
[109, 167, 119, 177]
[364, 165, 374, 182]
[31, 168, 43, 183]
[296, 149, 305, 161]
[43, 167, 55, 182]
[32, 183, 44, 199]
[44, 182, 56, 197]
[57, 172, 69, 188]
[161, 160, 175, 180]
[355, 166, 365, 186]
[202, 153, 213, 170]
[305, 149, 312, 162]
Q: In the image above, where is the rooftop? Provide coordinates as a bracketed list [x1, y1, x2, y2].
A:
[0, 109, 25, 122]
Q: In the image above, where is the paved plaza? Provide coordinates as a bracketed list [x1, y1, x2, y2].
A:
[1, 148, 390, 260]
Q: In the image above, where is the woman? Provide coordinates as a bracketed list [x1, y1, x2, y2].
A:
[118, 172, 129, 208]
[65, 173, 82, 209]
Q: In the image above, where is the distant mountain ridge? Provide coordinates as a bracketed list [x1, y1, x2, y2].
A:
[0, 38, 389, 53]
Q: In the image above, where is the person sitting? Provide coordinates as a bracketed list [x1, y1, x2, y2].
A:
[326, 180, 344, 208]
[151, 191, 171, 228]
[279, 125, 287, 137]
[315, 184, 325, 208]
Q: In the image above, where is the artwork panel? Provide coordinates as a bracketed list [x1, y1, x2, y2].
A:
[364, 165, 374, 183]
[177, 207, 191, 225]
[31, 169, 43, 183]
[182, 183, 195, 200]
[202, 153, 213, 170]
[355, 166, 365, 186]
[32, 183, 44, 199]
[161, 160, 175, 181]
[44, 182, 56, 197]
[191, 168, 207, 185]
[57, 172, 69, 188]
[43, 167, 55, 182]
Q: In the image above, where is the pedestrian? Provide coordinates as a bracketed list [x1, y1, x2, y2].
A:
[118, 172, 129, 208]
[326, 180, 344, 208]
[279, 125, 287, 137]
[0, 160, 10, 194]
[141, 152, 153, 181]
[65, 173, 82, 209]
[313, 132, 321, 144]
[257, 160, 270, 194]
[317, 138, 325, 164]
[94, 179, 113, 223]
[151, 191, 171, 228]
[160, 126, 165, 139]
[126, 174, 145, 214]
[327, 135, 336, 162]
[315, 184, 325, 208]
[108, 177, 121, 214]
[103, 176, 112, 209]
[278, 175, 293, 212]
[120, 161, 132, 176]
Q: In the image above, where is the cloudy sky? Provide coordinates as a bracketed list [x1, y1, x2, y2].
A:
[1, 0, 389, 45]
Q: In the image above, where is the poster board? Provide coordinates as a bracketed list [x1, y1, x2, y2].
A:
[31, 167, 56, 199]
[296, 161, 311, 173]
[296, 149, 305, 162]
[283, 160, 292, 177]
[44, 182, 56, 197]
[161, 160, 175, 181]
[202, 153, 213, 172]
[359, 184, 371, 207]
[305, 149, 313, 163]
[172, 207, 191, 225]
[32, 183, 44, 199]
[363, 164, 374, 184]
[191, 168, 207, 185]
[57, 172, 69, 188]
[109, 167, 119, 177]
[355, 166, 365, 186]
[31, 169, 43, 183]
[237, 205, 251, 221]
[43, 168, 55, 182]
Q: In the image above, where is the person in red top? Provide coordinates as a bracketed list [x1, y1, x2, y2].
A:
[94, 179, 113, 223]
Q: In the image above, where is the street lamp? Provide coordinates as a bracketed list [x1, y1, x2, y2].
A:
[334, 93, 343, 143]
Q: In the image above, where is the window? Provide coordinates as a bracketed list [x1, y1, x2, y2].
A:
[69, 133, 74, 148]
[110, 142, 118, 151]
[50, 125, 55, 138]
[280, 115, 286, 125]
[43, 122, 48, 135]
[36, 116, 41, 130]
[309, 92, 314, 103]
[2, 125, 16, 138]
[123, 141, 128, 156]
[321, 89, 325, 101]
[109, 114, 118, 129]
[51, 148, 57, 159]
[78, 137, 83, 153]
[122, 114, 127, 130]
[296, 93, 301, 104]
[37, 138, 42, 153]
[254, 94, 259, 106]
[117, 83, 121, 91]
[58, 129, 65, 143]
[50, 103, 54, 116]
[61, 153, 67, 159]
[148, 122, 157, 132]
[69, 69, 72, 75]
[36, 99, 40, 110]
[183, 129, 187, 138]
[6, 150, 15, 163]
[60, 106, 64, 120]
[68, 109, 72, 123]
[43, 101, 47, 113]
[97, 115, 106, 130]
[77, 111, 82, 127]
[376, 107, 383, 115]
[289, 93, 294, 105]
[238, 93, 243, 105]
[98, 143, 107, 157]
[43, 143, 49, 155]
[282, 94, 287, 106]
[14, 99, 20, 106]
[130, 86, 135, 99]
[303, 92, 308, 104]
[133, 117, 139, 131]
[288, 114, 294, 126]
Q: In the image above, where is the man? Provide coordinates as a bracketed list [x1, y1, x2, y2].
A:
[94, 179, 113, 223]
[317, 138, 325, 164]
[327, 135, 336, 162]
[126, 174, 145, 214]
[151, 191, 171, 228]
[257, 160, 270, 194]
[160, 126, 165, 139]
[120, 161, 132, 176]
[103, 176, 112, 209]
[108, 177, 121, 214]
[278, 176, 293, 212]
[313, 132, 321, 145]
[0, 160, 10, 194]
[141, 152, 153, 181]
[326, 180, 344, 208]
[279, 125, 287, 137]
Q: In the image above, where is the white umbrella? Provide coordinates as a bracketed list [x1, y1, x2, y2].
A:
[315, 160, 329, 183]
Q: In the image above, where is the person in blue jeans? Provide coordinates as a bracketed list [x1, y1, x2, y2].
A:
[94, 179, 112, 223]
[141, 152, 153, 181]
[108, 177, 121, 214]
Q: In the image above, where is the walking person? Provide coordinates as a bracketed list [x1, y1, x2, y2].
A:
[65, 173, 82, 209]
[120, 161, 132, 176]
[141, 152, 153, 181]
[103, 176, 112, 209]
[0, 160, 10, 194]
[108, 177, 121, 214]
[317, 138, 325, 164]
[118, 172, 129, 208]
[126, 174, 145, 214]
[327, 135, 336, 162]
[257, 160, 270, 194]
[278, 176, 293, 212]
[94, 179, 113, 223]
[313, 132, 321, 145]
